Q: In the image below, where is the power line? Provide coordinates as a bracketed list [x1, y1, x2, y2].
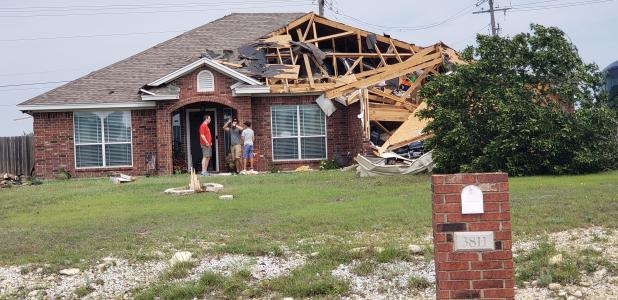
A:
[0, 0, 307, 12]
[0, 81, 70, 88]
[473, 0, 511, 36]
[325, 1, 479, 32]
[509, 0, 613, 11]
[0, 2, 314, 18]
[0, 29, 186, 42]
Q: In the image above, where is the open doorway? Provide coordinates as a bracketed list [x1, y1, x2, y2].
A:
[186, 109, 218, 172]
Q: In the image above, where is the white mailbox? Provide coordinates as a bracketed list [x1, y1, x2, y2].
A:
[461, 185, 484, 214]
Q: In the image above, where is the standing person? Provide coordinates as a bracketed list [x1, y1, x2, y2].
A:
[223, 118, 243, 173]
[199, 115, 212, 176]
[241, 121, 255, 174]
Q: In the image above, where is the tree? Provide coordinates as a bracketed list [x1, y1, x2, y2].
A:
[419, 24, 618, 175]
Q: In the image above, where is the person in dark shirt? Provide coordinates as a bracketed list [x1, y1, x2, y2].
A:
[223, 118, 244, 173]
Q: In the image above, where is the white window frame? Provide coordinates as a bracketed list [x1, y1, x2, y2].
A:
[197, 70, 215, 92]
[73, 111, 133, 169]
[270, 105, 327, 162]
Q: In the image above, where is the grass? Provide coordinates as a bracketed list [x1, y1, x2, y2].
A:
[0, 170, 616, 269]
[513, 241, 617, 287]
[159, 261, 197, 281]
[351, 261, 375, 276]
[73, 285, 95, 298]
[408, 276, 432, 290]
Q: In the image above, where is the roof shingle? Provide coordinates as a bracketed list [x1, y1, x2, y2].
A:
[20, 12, 307, 106]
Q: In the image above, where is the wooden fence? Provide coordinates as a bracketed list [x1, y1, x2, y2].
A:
[0, 134, 34, 175]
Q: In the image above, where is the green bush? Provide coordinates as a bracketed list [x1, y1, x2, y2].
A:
[420, 24, 618, 175]
[319, 159, 339, 170]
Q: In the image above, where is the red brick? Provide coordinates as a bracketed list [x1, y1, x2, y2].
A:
[444, 194, 462, 203]
[484, 193, 509, 202]
[432, 175, 446, 185]
[433, 194, 445, 204]
[499, 182, 509, 192]
[435, 203, 462, 213]
[482, 251, 513, 261]
[449, 270, 481, 280]
[473, 279, 504, 289]
[436, 243, 453, 252]
[483, 270, 514, 279]
[468, 222, 500, 231]
[437, 271, 449, 280]
[438, 280, 471, 290]
[446, 213, 481, 222]
[437, 290, 450, 299]
[501, 221, 512, 230]
[494, 231, 513, 240]
[448, 252, 480, 261]
[435, 252, 449, 262]
[451, 290, 481, 299]
[482, 288, 515, 298]
[502, 260, 514, 269]
[470, 261, 503, 269]
[444, 174, 477, 184]
[480, 212, 511, 221]
[434, 184, 464, 194]
[500, 202, 511, 212]
[477, 173, 508, 183]
[484, 202, 501, 212]
[438, 261, 470, 271]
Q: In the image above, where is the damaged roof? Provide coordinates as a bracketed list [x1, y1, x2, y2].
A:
[19, 12, 307, 106]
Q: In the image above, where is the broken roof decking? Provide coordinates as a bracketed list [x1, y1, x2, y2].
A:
[19, 13, 306, 106]
[236, 13, 462, 153]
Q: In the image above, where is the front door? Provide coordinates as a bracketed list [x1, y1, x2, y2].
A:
[186, 109, 218, 172]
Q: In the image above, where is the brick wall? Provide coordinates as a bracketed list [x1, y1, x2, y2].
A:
[432, 173, 514, 300]
[250, 95, 358, 171]
[31, 65, 366, 177]
[32, 110, 157, 179]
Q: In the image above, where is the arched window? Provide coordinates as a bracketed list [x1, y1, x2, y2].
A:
[197, 70, 214, 92]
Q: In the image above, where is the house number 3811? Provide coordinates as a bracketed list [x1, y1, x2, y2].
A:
[453, 231, 495, 251]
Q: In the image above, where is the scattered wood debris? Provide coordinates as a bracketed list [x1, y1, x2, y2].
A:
[109, 174, 135, 184]
[1, 173, 27, 187]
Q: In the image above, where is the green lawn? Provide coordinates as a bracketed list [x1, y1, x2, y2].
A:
[0, 170, 616, 267]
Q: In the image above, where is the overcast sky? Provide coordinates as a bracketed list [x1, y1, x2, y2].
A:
[1, 0, 616, 136]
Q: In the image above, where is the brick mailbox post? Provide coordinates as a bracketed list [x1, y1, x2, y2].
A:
[431, 173, 514, 300]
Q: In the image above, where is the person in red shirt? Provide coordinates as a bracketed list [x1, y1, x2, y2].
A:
[199, 115, 212, 176]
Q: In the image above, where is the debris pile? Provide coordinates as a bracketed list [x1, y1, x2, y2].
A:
[109, 173, 135, 184]
[164, 170, 224, 195]
[1, 173, 29, 187]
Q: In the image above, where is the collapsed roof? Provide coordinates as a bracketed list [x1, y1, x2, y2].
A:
[202, 12, 465, 154]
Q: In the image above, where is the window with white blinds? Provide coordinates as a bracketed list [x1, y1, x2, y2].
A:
[271, 105, 326, 161]
[197, 70, 214, 92]
[74, 111, 132, 168]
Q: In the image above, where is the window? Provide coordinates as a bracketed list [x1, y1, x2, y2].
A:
[74, 111, 132, 168]
[271, 105, 326, 160]
[197, 70, 214, 92]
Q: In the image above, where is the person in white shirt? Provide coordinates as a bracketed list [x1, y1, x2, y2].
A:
[241, 121, 255, 174]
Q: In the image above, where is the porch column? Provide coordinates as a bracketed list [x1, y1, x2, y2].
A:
[156, 105, 173, 175]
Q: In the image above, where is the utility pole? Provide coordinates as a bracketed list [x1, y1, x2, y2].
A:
[318, 0, 325, 16]
[473, 0, 511, 36]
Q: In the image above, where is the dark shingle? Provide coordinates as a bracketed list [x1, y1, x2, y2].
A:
[20, 12, 308, 106]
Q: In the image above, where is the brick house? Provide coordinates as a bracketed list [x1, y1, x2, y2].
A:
[18, 12, 444, 178]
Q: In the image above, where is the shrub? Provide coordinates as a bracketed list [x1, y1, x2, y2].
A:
[420, 24, 618, 175]
[319, 159, 339, 170]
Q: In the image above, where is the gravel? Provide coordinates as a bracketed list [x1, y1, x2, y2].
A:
[1, 226, 616, 299]
[332, 258, 435, 300]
